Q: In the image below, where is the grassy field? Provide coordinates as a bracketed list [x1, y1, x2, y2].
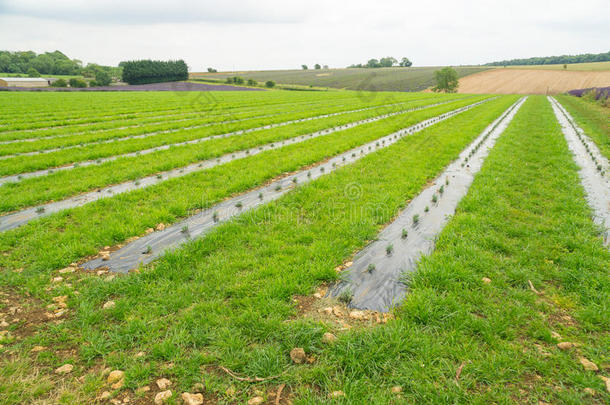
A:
[191, 66, 490, 92]
[0, 91, 609, 404]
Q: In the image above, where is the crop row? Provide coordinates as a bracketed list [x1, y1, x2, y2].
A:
[0, 96, 490, 220]
[0, 96, 512, 274]
[0, 91, 400, 140]
[0, 94, 449, 156]
[0, 96, 459, 187]
[0, 91, 399, 131]
[0, 95, 471, 177]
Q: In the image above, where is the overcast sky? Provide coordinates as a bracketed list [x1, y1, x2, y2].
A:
[0, 0, 608, 71]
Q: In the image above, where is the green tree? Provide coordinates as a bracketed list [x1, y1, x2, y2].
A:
[379, 57, 397, 67]
[27, 67, 40, 77]
[95, 70, 111, 86]
[265, 80, 275, 88]
[366, 59, 380, 68]
[314, 64, 321, 69]
[69, 78, 87, 88]
[50, 79, 68, 87]
[399, 57, 412, 67]
[247, 79, 257, 86]
[301, 65, 308, 70]
[432, 67, 459, 93]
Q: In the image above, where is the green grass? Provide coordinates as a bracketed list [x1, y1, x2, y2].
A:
[0, 95, 519, 403]
[1, 95, 608, 404]
[191, 66, 490, 92]
[555, 94, 610, 159]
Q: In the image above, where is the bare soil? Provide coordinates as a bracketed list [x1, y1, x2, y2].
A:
[458, 69, 610, 94]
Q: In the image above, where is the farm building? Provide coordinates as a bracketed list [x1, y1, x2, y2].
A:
[0, 77, 54, 87]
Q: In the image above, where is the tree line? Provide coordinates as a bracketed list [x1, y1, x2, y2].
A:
[0, 50, 120, 79]
[348, 57, 412, 68]
[486, 51, 610, 66]
[120, 60, 188, 85]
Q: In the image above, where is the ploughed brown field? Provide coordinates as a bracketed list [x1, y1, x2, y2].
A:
[458, 68, 610, 94]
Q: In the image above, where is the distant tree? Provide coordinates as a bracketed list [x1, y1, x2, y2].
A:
[50, 78, 68, 87]
[207, 67, 218, 73]
[314, 64, 321, 69]
[95, 70, 111, 86]
[432, 67, 459, 93]
[366, 59, 380, 68]
[265, 80, 276, 88]
[27, 67, 40, 77]
[225, 77, 234, 84]
[399, 57, 412, 67]
[563, 64, 567, 70]
[301, 65, 308, 70]
[247, 78, 257, 86]
[69, 78, 87, 88]
[379, 57, 397, 67]
[323, 65, 329, 69]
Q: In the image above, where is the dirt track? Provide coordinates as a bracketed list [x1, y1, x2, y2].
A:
[458, 69, 610, 94]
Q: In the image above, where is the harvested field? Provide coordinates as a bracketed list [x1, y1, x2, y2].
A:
[458, 68, 610, 94]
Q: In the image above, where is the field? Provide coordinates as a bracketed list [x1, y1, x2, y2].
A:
[0, 90, 609, 404]
[499, 61, 610, 71]
[458, 68, 610, 94]
[191, 66, 489, 92]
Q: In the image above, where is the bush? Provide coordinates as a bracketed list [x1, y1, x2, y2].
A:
[247, 79, 257, 86]
[233, 76, 244, 85]
[50, 79, 67, 87]
[69, 78, 87, 88]
[265, 80, 276, 88]
[27, 67, 40, 77]
[95, 70, 111, 86]
[89, 80, 98, 87]
[120, 59, 188, 85]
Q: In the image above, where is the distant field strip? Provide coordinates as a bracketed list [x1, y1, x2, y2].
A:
[550, 97, 610, 245]
[0, 97, 491, 232]
[0, 97, 462, 186]
[81, 98, 495, 272]
[329, 97, 526, 311]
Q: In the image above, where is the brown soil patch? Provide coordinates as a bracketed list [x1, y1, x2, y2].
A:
[457, 69, 610, 94]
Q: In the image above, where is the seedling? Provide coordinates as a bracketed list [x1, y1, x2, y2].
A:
[432, 194, 438, 203]
[212, 211, 219, 222]
[320, 167, 325, 172]
[235, 202, 243, 209]
[292, 177, 298, 183]
[258, 192, 263, 200]
[275, 185, 281, 191]
[181, 225, 189, 234]
[367, 263, 376, 273]
[425, 206, 429, 213]
[445, 177, 449, 185]
[413, 214, 420, 225]
[386, 244, 394, 255]
[307, 171, 312, 178]
[156, 174, 162, 180]
[401, 229, 408, 239]
[36, 207, 45, 214]
[134, 180, 140, 186]
[338, 289, 353, 304]
[439, 185, 444, 194]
